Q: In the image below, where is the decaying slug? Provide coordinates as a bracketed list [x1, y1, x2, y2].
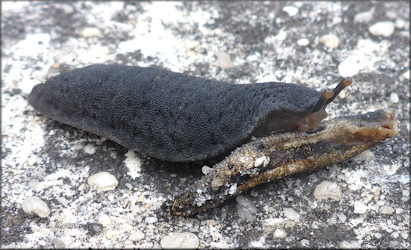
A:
[166, 109, 398, 216]
[28, 64, 350, 162]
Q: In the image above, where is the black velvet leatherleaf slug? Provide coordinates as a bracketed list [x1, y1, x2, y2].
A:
[28, 64, 398, 217]
[29, 64, 350, 162]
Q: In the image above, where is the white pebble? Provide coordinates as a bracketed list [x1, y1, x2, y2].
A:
[337, 213, 347, 223]
[338, 59, 360, 77]
[297, 38, 310, 46]
[145, 216, 157, 223]
[353, 201, 368, 214]
[21, 196, 51, 218]
[83, 143, 96, 155]
[81, 27, 102, 38]
[340, 240, 361, 249]
[228, 184, 237, 195]
[354, 11, 373, 23]
[160, 232, 199, 249]
[273, 228, 287, 239]
[51, 238, 65, 248]
[98, 213, 112, 227]
[216, 52, 234, 69]
[320, 34, 339, 49]
[130, 230, 145, 242]
[236, 196, 257, 221]
[369, 21, 395, 37]
[379, 206, 394, 215]
[386, 11, 397, 19]
[254, 156, 269, 167]
[87, 172, 118, 192]
[283, 207, 300, 220]
[314, 181, 342, 201]
[282, 6, 299, 17]
[202, 165, 212, 175]
[390, 92, 399, 103]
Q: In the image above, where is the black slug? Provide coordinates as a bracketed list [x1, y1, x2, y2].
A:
[28, 64, 351, 162]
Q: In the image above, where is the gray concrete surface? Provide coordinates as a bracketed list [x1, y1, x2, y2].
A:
[1, 1, 410, 248]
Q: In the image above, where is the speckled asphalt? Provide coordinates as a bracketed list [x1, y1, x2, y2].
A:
[1, 2, 409, 248]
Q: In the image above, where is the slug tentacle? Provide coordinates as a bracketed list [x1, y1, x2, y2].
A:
[297, 78, 352, 132]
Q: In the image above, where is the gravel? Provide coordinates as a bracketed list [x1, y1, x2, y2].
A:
[1, 1, 409, 248]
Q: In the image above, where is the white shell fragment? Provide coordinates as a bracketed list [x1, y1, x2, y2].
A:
[369, 21, 395, 37]
[87, 172, 119, 192]
[314, 180, 342, 201]
[160, 232, 199, 249]
[21, 196, 51, 218]
[320, 34, 340, 49]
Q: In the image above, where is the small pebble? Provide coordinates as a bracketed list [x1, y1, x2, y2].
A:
[273, 228, 287, 239]
[386, 11, 398, 19]
[216, 52, 234, 69]
[320, 34, 339, 49]
[297, 38, 310, 47]
[130, 230, 145, 242]
[369, 21, 395, 37]
[51, 238, 65, 248]
[340, 240, 361, 249]
[354, 11, 373, 23]
[379, 205, 394, 215]
[314, 181, 342, 201]
[390, 92, 399, 103]
[83, 143, 96, 155]
[81, 27, 102, 38]
[145, 216, 157, 223]
[282, 6, 299, 17]
[337, 213, 347, 223]
[283, 208, 300, 221]
[353, 201, 368, 214]
[98, 213, 112, 227]
[236, 195, 257, 221]
[160, 232, 199, 249]
[338, 59, 360, 77]
[87, 172, 118, 192]
[21, 196, 51, 218]
[202, 165, 212, 175]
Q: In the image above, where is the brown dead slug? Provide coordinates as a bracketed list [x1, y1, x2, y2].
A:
[28, 64, 351, 162]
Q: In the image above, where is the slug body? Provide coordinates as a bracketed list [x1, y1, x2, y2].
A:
[29, 64, 347, 162]
[166, 109, 398, 216]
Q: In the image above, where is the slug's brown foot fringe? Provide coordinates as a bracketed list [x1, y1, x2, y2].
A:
[166, 109, 398, 217]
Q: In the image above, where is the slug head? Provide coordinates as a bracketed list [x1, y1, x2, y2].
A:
[297, 78, 352, 131]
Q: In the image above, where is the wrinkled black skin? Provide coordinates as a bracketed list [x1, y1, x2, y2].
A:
[28, 64, 322, 162]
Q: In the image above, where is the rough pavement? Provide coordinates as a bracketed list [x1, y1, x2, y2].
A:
[1, 2, 409, 248]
